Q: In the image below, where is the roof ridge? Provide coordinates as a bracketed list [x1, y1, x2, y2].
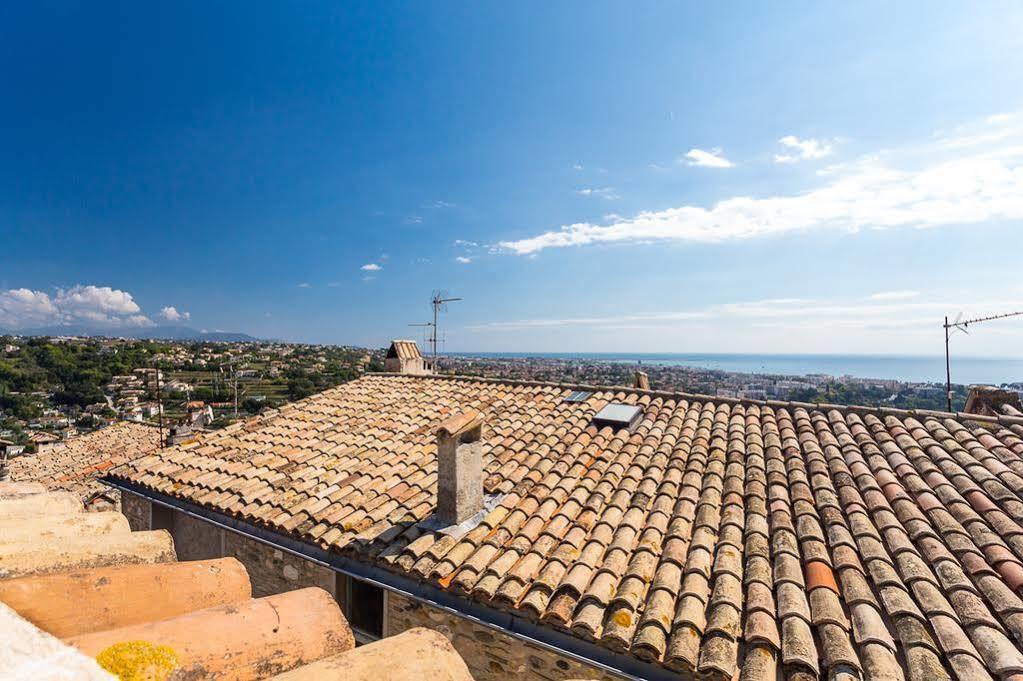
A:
[366, 371, 1008, 426]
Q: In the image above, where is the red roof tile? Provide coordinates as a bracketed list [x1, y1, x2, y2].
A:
[109, 372, 1023, 678]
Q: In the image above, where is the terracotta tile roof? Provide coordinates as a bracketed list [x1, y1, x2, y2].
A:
[8, 421, 162, 503]
[109, 373, 1023, 679]
[0, 484, 473, 680]
[388, 340, 423, 361]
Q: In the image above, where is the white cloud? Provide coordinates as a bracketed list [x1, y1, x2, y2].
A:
[774, 135, 833, 164]
[0, 289, 60, 328]
[0, 285, 153, 329]
[297, 282, 311, 288]
[404, 215, 423, 225]
[869, 290, 919, 301]
[455, 256, 473, 264]
[160, 306, 190, 322]
[360, 263, 382, 271]
[576, 187, 620, 200]
[56, 285, 140, 316]
[500, 114, 1023, 255]
[453, 240, 478, 248]
[684, 148, 734, 169]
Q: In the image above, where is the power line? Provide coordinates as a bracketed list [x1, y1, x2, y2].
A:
[944, 310, 1023, 411]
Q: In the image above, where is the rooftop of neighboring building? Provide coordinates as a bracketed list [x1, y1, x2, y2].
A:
[8, 421, 163, 507]
[107, 369, 1023, 679]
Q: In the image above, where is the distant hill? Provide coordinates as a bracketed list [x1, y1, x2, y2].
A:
[7, 324, 261, 343]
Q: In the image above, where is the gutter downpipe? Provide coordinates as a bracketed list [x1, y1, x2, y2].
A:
[102, 477, 676, 681]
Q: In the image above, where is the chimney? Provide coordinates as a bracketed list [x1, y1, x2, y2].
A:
[963, 385, 1023, 416]
[385, 340, 431, 375]
[634, 371, 650, 390]
[435, 410, 485, 525]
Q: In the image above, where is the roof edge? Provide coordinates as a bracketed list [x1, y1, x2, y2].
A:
[365, 371, 1016, 426]
[102, 476, 681, 681]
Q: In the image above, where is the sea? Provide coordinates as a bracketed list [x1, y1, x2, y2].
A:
[451, 352, 1023, 386]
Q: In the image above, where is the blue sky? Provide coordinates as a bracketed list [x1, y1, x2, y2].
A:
[2, 2, 1023, 354]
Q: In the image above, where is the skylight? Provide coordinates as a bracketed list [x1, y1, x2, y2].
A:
[564, 390, 592, 403]
[592, 403, 643, 430]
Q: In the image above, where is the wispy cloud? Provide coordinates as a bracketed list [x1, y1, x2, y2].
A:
[455, 256, 473, 264]
[774, 135, 833, 164]
[576, 187, 620, 200]
[500, 113, 1023, 255]
[404, 215, 423, 225]
[453, 239, 478, 248]
[297, 282, 311, 288]
[466, 294, 1021, 336]
[869, 290, 919, 301]
[684, 148, 734, 168]
[360, 263, 382, 272]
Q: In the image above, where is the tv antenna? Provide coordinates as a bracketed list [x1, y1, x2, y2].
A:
[944, 309, 1023, 411]
[407, 291, 462, 368]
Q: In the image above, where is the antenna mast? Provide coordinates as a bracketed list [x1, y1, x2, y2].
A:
[431, 292, 462, 363]
[943, 309, 1023, 411]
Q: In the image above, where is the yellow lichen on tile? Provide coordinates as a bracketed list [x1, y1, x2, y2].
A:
[96, 640, 179, 681]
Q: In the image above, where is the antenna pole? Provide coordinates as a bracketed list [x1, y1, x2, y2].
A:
[945, 316, 952, 412]
[155, 363, 164, 447]
[943, 309, 1023, 411]
[432, 295, 439, 363]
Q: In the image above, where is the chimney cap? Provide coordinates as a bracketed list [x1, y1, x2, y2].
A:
[437, 410, 484, 438]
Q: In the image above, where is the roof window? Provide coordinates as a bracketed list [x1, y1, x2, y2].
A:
[592, 403, 643, 430]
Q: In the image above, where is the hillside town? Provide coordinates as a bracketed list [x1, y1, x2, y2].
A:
[0, 336, 382, 454]
[3, 334, 1008, 461]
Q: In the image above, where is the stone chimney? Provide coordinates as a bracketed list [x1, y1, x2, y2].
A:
[384, 340, 431, 375]
[963, 385, 1023, 417]
[634, 371, 650, 390]
[435, 410, 485, 526]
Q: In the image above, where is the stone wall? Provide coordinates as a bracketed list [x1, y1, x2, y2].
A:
[386, 593, 623, 681]
[121, 492, 151, 531]
[169, 511, 222, 562]
[118, 493, 335, 598]
[222, 531, 336, 598]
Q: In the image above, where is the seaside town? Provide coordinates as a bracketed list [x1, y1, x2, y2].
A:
[1, 334, 1006, 456]
[6, 4, 1023, 680]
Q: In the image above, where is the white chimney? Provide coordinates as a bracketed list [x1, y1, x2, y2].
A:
[436, 410, 485, 525]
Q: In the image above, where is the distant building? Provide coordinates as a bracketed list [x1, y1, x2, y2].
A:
[27, 431, 60, 452]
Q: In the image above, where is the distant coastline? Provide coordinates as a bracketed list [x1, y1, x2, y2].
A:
[449, 352, 1023, 386]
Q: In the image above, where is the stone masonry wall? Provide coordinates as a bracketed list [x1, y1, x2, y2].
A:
[222, 531, 336, 598]
[386, 593, 623, 681]
[121, 493, 151, 531]
[118, 493, 335, 598]
[170, 511, 222, 562]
